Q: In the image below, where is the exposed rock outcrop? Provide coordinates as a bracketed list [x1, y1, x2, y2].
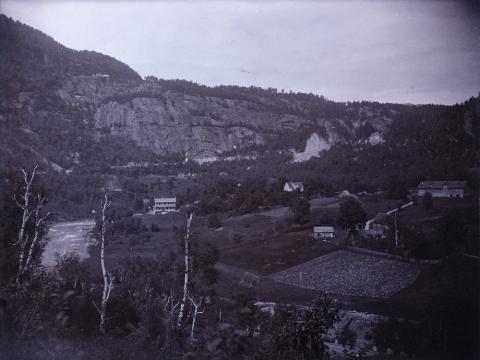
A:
[93, 88, 313, 159]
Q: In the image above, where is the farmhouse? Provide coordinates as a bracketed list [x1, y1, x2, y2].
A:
[313, 226, 335, 240]
[417, 181, 466, 198]
[364, 202, 412, 239]
[284, 181, 304, 192]
[364, 213, 389, 238]
[154, 197, 177, 214]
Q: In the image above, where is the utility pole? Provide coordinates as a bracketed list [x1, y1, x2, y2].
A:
[394, 210, 398, 248]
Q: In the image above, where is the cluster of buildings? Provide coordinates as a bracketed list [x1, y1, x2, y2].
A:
[141, 180, 466, 243]
[311, 180, 467, 242]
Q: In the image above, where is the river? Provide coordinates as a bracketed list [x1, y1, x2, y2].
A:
[42, 219, 96, 267]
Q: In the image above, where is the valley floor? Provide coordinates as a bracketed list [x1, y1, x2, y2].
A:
[40, 194, 479, 358]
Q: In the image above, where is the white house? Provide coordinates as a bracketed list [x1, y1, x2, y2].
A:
[417, 181, 466, 198]
[284, 181, 304, 192]
[154, 197, 176, 214]
[313, 226, 335, 240]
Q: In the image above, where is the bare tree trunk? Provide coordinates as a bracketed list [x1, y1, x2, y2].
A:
[96, 193, 114, 334]
[177, 213, 193, 327]
[14, 166, 37, 285]
[16, 240, 27, 286]
[22, 194, 50, 278]
[188, 295, 203, 341]
[160, 289, 180, 350]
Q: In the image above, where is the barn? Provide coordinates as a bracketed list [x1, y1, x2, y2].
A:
[417, 181, 466, 198]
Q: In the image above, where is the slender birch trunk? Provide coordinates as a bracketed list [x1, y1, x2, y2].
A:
[15, 166, 37, 285]
[177, 213, 193, 327]
[22, 194, 50, 278]
[160, 289, 180, 349]
[98, 193, 114, 334]
[188, 295, 203, 340]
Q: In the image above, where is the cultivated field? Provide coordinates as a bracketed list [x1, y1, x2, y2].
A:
[101, 212, 186, 266]
[309, 196, 340, 209]
[259, 206, 291, 218]
[270, 250, 423, 298]
[209, 212, 339, 274]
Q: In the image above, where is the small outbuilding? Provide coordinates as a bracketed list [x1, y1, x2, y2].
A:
[313, 226, 335, 240]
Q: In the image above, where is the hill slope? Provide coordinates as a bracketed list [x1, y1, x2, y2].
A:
[0, 14, 477, 176]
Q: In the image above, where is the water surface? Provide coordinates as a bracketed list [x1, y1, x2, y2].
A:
[42, 219, 95, 266]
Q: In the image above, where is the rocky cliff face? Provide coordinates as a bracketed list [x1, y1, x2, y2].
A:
[90, 85, 398, 161]
[27, 71, 400, 163]
[92, 86, 314, 159]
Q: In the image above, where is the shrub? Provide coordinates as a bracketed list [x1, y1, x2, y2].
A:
[338, 322, 357, 349]
[422, 191, 433, 211]
[207, 214, 222, 229]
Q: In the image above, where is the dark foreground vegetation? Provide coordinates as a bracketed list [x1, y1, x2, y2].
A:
[1, 166, 479, 359]
[0, 167, 344, 359]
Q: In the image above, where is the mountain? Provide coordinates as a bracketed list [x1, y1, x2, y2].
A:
[92, 78, 397, 161]
[0, 15, 141, 87]
[0, 14, 477, 175]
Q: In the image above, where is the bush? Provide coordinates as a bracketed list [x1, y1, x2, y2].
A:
[385, 178, 409, 200]
[338, 322, 357, 349]
[289, 196, 310, 224]
[372, 318, 420, 355]
[207, 214, 222, 229]
[422, 191, 433, 211]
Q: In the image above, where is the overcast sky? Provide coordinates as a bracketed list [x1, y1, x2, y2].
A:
[2, 0, 479, 104]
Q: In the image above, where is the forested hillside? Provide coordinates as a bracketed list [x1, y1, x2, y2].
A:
[0, 13, 478, 218]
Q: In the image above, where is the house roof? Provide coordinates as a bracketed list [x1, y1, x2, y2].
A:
[154, 197, 176, 202]
[314, 226, 335, 233]
[285, 181, 304, 189]
[418, 181, 466, 190]
[372, 213, 389, 225]
[339, 190, 359, 200]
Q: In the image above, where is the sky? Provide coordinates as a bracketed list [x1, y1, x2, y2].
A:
[1, 0, 479, 104]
